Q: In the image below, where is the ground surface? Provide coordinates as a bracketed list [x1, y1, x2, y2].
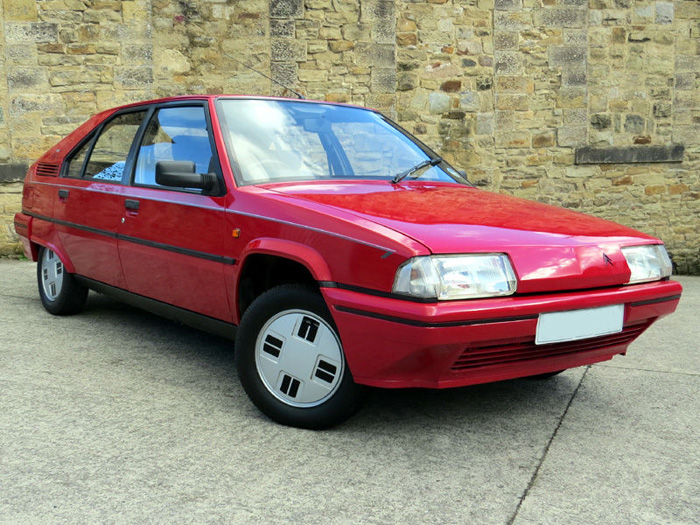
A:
[1, 260, 697, 524]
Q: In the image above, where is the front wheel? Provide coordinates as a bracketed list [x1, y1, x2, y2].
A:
[37, 246, 88, 315]
[235, 284, 364, 429]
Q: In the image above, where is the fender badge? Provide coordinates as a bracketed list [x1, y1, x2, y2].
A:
[603, 253, 614, 266]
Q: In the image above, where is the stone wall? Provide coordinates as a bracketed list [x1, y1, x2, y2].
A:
[0, 0, 698, 272]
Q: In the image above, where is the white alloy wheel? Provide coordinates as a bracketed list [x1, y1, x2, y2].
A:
[40, 248, 64, 301]
[255, 309, 344, 408]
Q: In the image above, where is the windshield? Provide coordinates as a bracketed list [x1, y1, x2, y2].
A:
[215, 99, 469, 186]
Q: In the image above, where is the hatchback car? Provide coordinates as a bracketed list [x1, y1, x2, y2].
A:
[14, 95, 682, 428]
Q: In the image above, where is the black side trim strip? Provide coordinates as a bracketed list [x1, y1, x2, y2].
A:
[25, 210, 236, 265]
[629, 294, 681, 307]
[74, 275, 238, 340]
[29, 211, 118, 238]
[318, 281, 437, 303]
[334, 305, 538, 328]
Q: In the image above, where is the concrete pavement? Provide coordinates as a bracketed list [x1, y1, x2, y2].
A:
[0, 259, 697, 524]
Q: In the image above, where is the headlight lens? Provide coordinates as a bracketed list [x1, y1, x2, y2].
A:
[622, 244, 672, 284]
[392, 254, 517, 300]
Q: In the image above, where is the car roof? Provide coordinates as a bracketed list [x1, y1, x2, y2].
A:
[115, 94, 370, 112]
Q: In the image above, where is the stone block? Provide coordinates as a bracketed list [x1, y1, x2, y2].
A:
[270, 62, 297, 88]
[496, 131, 530, 148]
[562, 69, 586, 87]
[7, 68, 49, 91]
[397, 73, 417, 91]
[558, 126, 586, 146]
[556, 89, 586, 109]
[270, 0, 303, 19]
[305, 0, 333, 8]
[669, 184, 689, 195]
[624, 115, 645, 134]
[297, 68, 327, 82]
[590, 114, 611, 130]
[564, 108, 587, 126]
[156, 49, 190, 75]
[494, 11, 532, 31]
[494, 31, 518, 50]
[429, 92, 451, 114]
[548, 46, 586, 68]
[575, 144, 684, 164]
[397, 33, 417, 46]
[115, 66, 153, 88]
[356, 44, 395, 68]
[532, 130, 556, 148]
[371, 68, 396, 94]
[307, 41, 327, 54]
[459, 92, 480, 112]
[494, 52, 523, 75]
[5, 23, 58, 43]
[271, 39, 307, 62]
[329, 41, 355, 53]
[534, 8, 586, 29]
[270, 20, 295, 38]
[476, 113, 494, 135]
[319, 27, 342, 40]
[457, 40, 483, 55]
[655, 2, 674, 25]
[5, 0, 38, 21]
[476, 76, 493, 91]
[496, 94, 528, 110]
[494, 0, 522, 11]
[496, 76, 532, 93]
[440, 80, 461, 93]
[0, 164, 29, 183]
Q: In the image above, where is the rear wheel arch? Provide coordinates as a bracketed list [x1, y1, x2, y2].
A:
[31, 238, 75, 273]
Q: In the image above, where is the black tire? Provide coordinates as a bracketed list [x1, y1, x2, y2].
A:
[37, 246, 88, 316]
[526, 370, 565, 380]
[235, 284, 364, 429]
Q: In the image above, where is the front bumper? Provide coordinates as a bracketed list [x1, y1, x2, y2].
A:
[321, 279, 682, 388]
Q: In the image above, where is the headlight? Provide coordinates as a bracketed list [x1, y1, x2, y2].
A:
[622, 244, 672, 284]
[392, 254, 517, 300]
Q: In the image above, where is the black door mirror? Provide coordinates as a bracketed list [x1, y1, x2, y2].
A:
[155, 161, 217, 193]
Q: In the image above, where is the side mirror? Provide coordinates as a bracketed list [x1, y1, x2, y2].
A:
[155, 161, 218, 193]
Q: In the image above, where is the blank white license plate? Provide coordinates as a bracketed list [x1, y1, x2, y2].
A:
[535, 304, 624, 345]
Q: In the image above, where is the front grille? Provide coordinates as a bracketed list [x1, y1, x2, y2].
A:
[36, 163, 60, 177]
[451, 322, 650, 372]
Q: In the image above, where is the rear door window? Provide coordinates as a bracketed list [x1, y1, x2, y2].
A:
[82, 111, 147, 182]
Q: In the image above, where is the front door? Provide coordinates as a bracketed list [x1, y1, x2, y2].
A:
[117, 104, 232, 321]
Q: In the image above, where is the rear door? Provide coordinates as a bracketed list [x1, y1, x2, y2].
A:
[54, 109, 148, 288]
[117, 103, 232, 321]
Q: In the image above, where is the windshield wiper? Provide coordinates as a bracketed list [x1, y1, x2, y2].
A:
[391, 156, 442, 184]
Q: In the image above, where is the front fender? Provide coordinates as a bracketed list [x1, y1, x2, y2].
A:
[239, 237, 332, 282]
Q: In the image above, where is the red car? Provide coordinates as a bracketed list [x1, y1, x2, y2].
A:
[14, 96, 682, 428]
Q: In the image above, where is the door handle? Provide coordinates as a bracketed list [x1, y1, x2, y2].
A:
[125, 199, 140, 211]
[58, 189, 69, 199]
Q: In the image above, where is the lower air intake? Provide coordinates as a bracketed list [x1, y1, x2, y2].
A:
[451, 322, 651, 372]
